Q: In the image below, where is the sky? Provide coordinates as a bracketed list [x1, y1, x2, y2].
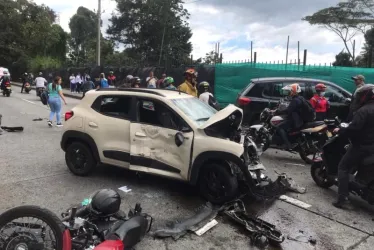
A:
[34, 0, 365, 65]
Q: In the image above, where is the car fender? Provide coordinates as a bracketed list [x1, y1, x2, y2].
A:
[61, 130, 100, 162]
[189, 151, 251, 186]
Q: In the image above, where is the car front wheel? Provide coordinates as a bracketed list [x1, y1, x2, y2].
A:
[65, 142, 97, 176]
[198, 163, 238, 204]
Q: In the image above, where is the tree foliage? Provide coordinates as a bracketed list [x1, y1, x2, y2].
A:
[333, 51, 353, 66]
[203, 51, 221, 64]
[107, 0, 193, 66]
[303, 0, 374, 61]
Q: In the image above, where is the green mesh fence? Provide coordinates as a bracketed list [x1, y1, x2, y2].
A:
[214, 63, 374, 105]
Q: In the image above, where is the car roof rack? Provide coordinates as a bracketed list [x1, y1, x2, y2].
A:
[96, 88, 166, 97]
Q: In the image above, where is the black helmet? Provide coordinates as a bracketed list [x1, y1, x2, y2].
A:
[88, 189, 121, 216]
[198, 81, 210, 93]
[355, 84, 374, 108]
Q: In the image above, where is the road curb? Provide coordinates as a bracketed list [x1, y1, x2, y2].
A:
[12, 82, 82, 100]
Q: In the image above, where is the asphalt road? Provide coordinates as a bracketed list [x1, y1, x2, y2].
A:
[0, 85, 373, 250]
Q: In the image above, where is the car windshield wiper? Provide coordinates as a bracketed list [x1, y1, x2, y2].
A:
[195, 117, 210, 122]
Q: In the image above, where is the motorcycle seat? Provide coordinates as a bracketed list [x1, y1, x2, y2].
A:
[302, 121, 325, 129]
[362, 155, 374, 166]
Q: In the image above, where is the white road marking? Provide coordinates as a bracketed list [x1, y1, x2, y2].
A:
[284, 163, 305, 167]
[21, 98, 35, 104]
[195, 219, 218, 236]
[279, 195, 312, 209]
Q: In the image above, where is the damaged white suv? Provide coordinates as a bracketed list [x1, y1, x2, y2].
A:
[61, 88, 266, 204]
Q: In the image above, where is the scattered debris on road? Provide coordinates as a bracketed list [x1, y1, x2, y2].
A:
[118, 186, 132, 193]
[32, 118, 44, 121]
[287, 230, 317, 245]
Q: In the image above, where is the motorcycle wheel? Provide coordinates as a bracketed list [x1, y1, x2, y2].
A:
[0, 205, 65, 250]
[6, 92, 10, 97]
[311, 162, 334, 188]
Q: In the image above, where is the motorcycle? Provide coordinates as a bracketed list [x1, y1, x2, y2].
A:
[24, 82, 31, 93]
[36, 86, 45, 97]
[0, 190, 152, 250]
[311, 119, 374, 205]
[2, 81, 11, 97]
[249, 98, 331, 164]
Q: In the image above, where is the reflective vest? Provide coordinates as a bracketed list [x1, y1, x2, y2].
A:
[310, 94, 329, 113]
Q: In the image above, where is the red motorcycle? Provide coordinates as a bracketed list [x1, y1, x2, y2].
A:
[2, 81, 11, 97]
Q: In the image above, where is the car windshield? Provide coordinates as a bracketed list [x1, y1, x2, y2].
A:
[171, 97, 217, 126]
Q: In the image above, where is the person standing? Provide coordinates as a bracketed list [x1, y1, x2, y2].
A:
[81, 76, 95, 98]
[178, 68, 198, 97]
[146, 71, 157, 88]
[347, 75, 365, 121]
[47, 76, 67, 127]
[107, 71, 116, 88]
[310, 83, 329, 121]
[156, 73, 166, 88]
[97, 73, 109, 89]
[75, 73, 83, 93]
[69, 73, 76, 93]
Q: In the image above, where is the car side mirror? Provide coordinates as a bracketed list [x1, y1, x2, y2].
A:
[175, 132, 184, 147]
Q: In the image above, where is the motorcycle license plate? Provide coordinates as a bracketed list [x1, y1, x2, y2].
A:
[326, 131, 332, 137]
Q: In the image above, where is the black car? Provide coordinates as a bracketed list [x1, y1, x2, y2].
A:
[236, 77, 352, 125]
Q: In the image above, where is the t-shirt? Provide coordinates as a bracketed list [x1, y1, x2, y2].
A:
[146, 77, 157, 88]
[48, 83, 62, 97]
[199, 92, 213, 104]
[35, 77, 47, 88]
[100, 78, 109, 88]
[69, 76, 76, 83]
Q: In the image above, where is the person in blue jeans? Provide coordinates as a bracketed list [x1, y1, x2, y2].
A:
[47, 76, 67, 127]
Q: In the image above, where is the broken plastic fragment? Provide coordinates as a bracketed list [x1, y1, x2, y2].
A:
[118, 186, 132, 193]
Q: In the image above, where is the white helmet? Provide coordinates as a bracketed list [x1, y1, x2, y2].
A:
[282, 83, 301, 94]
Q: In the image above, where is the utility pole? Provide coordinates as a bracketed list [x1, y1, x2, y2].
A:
[97, 0, 101, 66]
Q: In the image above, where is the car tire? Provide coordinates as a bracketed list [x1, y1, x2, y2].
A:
[198, 163, 238, 204]
[311, 162, 334, 188]
[66, 142, 97, 176]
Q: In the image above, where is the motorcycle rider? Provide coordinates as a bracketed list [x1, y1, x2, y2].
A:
[178, 68, 198, 97]
[347, 75, 366, 121]
[20, 72, 28, 93]
[198, 81, 220, 110]
[34, 72, 47, 96]
[163, 76, 177, 90]
[277, 83, 305, 151]
[332, 84, 374, 209]
[0, 70, 11, 91]
[107, 71, 116, 87]
[310, 83, 329, 121]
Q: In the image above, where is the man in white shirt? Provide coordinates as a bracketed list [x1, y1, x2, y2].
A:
[34, 72, 47, 96]
[146, 71, 157, 88]
[198, 81, 220, 110]
[75, 73, 83, 93]
[69, 73, 76, 92]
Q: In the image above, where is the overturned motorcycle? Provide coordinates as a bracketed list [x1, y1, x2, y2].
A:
[248, 99, 332, 164]
[0, 189, 152, 250]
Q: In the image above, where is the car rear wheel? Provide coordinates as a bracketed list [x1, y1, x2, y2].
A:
[65, 142, 97, 176]
[198, 163, 238, 204]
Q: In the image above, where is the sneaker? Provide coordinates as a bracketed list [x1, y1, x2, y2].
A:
[56, 123, 63, 127]
[48, 121, 52, 127]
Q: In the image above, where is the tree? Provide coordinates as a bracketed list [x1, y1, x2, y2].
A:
[203, 51, 221, 64]
[107, 0, 193, 66]
[303, 0, 373, 61]
[333, 51, 353, 66]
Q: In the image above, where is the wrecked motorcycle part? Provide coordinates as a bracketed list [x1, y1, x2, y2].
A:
[276, 173, 307, 194]
[221, 200, 285, 245]
[1, 126, 24, 132]
[153, 202, 219, 240]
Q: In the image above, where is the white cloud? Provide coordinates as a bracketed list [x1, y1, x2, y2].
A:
[35, 0, 365, 65]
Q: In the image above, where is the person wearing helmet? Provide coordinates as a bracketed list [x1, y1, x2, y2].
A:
[163, 76, 176, 90]
[310, 83, 330, 121]
[20, 72, 28, 93]
[198, 81, 220, 110]
[34, 72, 47, 96]
[131, 77, 141, 88]
[332, 84, 374, 209]
[0, 70, 10, 92]
[108, 70, 116, 87]
[276, 83, 305, 151]
[178, 68, 198, 97]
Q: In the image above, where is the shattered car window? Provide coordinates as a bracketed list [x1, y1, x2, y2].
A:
[171, 97, 217, 126]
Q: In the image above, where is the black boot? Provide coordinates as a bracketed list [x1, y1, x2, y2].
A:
[278, 128, 292, 150]
[332, 197, 353, 209]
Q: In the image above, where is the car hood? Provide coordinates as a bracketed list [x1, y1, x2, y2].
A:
[199, 104, 243, 130]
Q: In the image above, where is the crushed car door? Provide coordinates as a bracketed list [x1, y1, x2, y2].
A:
[130, 98, 193, 180]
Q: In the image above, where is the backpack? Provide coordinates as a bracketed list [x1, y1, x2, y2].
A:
[299, 96, 316, 122]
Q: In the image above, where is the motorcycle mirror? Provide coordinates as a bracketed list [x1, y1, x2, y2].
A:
[175, 132, 184, 147]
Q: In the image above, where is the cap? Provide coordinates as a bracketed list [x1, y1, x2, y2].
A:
[352, 75, 365, 81]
